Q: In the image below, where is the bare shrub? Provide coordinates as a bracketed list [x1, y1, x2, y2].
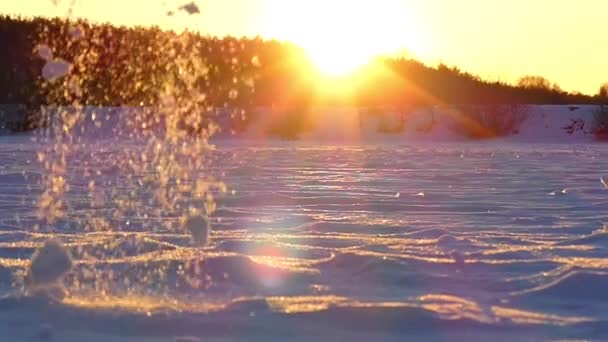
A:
[592, 105, 608, 140]
[518, 75, 552, 89]
[448, 104, 528, 139]
[596, 82, 608, 140]
[361, 107, 407, 134]
[0, 104, 47, 132]
[265, 105, 313, 139]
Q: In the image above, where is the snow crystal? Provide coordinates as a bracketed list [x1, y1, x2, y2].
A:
[178, 2, 200, 14]
[549, 189, 569, 196]
[27, 239, 72, 286]
[42, 58, 71, 82]
[251, 55, 261, 67]
[35, 44, 53, 61]
[185, 215, 210, 246]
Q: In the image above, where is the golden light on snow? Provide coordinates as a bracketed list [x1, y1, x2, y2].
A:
[63, 295, 224, 313]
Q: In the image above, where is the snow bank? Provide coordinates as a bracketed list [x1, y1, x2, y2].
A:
[28, 105, 607, 143]
[250, 104, 603, 143]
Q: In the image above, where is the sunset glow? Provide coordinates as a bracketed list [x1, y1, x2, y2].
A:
[1, 0, 608, 94]
[260, 0, 419, 76]
[0, 1, 607, 341]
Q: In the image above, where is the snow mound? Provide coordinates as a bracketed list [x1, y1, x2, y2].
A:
[184, 215, 210, 246]
[27, 239, 72, 286]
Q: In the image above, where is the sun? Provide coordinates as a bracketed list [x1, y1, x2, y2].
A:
[306, 42, 371, 76]
[262, 0, 422, 76]
[303, 29, 380, 76]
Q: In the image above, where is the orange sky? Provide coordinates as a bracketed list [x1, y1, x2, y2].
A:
[3, 0, 607, 95]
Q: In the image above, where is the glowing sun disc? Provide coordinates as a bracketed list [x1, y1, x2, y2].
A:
[263, 0, 421, 76]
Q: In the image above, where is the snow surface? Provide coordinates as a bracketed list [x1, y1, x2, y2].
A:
[0, 107, 607, 341]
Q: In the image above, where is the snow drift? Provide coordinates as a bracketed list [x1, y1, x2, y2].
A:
[30, 104, 608, 143]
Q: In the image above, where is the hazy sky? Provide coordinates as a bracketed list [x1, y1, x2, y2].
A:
[3, 0, 607, 94]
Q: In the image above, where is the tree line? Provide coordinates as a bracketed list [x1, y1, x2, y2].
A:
[0, 15, 606, 113]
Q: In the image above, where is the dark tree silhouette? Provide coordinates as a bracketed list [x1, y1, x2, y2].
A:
[599, 83, 608, 101]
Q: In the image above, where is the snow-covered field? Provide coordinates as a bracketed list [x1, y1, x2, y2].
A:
[0, 114, 608, 340]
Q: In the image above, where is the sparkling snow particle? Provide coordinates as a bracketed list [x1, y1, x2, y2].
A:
[549, 189, 568, 196]
[251, 56, 261, 67]
[229, 88, 239, 100]
[42, 59, 71, 82]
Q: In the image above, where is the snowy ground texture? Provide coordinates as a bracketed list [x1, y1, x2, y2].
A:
[0, 136, 608, 341]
